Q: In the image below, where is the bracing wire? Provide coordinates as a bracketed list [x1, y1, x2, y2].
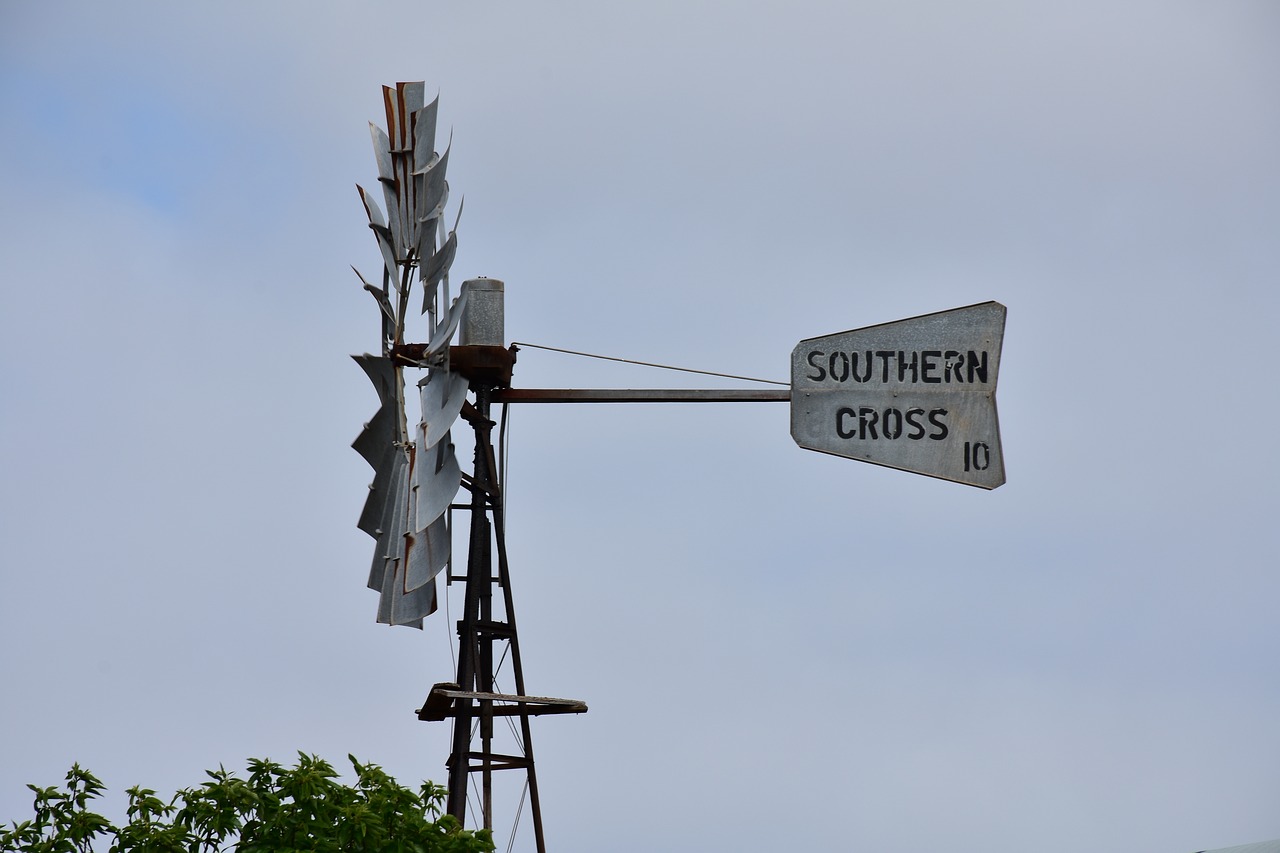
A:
[505, 713, 523, 751]
[511, 341, 788, 386]
[495, 642, 511, 679]
[466, 790, 479, 831]
[485, 666, 524, 749]
[505, 781, 529, 853]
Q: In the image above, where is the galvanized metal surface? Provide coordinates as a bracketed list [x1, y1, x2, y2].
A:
[790, 301, 1006, 489]
[418, 369, 469, 448]
[458, 278, 505, 347]
[352, 83, 467, 627]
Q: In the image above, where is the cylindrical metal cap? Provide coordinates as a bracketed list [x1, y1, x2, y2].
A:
[459, 278, 504, 347]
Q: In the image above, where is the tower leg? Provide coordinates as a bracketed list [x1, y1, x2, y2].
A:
[441, 386, 552, 853]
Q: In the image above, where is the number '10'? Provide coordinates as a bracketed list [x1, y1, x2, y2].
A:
[963, 441, 991, 472]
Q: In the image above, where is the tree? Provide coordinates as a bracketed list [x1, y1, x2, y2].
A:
[0, 754, 494, 853]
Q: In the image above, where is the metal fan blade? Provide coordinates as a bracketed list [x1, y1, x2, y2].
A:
[418, 368, 469, 449]
[412, 96, 439, 174]
[380, 570, 435, 628]
[393, 565, 437, 625]
[365, 448, 408, 588]
[352, 354, 399, 491]
[414, 213, 452, 316]
[373, 450, 410, 575]
[352, 268, 397, 342]
[383, 83, 421, 150]
[352, 403, 396, 467]
[369, 122, 404, 258]
[357, 443, 398, 537]
[413, 429, 461, 531]
[405, 513, 450, 592]
[414, 144, 450, 223]
[378, 519, 437, 627]
[369, 121, 395, 183]
[357, 186, 404, 293]
[425, 290, 469, 358]
[400, 82, 425, 118]
[382, 83, 422, 259]
[420, 230, 457, 298]
[353, 354, 395, 403]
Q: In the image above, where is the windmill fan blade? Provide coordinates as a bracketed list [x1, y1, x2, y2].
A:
[352, 353, 402, 535]
[420, 230, 457, 297]
[354, 84, 467, 629]
[358, 185, 404, 293]
[353, 354, 396, 403]
[369, 122, 404, 258]
[393, 568, 437, 625]
[405, 514, 450, 592]
[379, 570, 435, 628]
[353, 403, 396, 467]
[414, 145, 450, 223]
[369, 121, 395, 184]
[352, 268, 397, 342]
[372, 448, 410, 575]
[412, 96, 439, 176]
[365, 448, 408, 589]
[380, 82, 427, 262]
[357, 442, 399, 537]
[378, 470, 437, 627]
[419, 368, 469, 449]
[425, 290, 469, 358]
[400, 82, 426, 118]
[413, 429, 461, 532]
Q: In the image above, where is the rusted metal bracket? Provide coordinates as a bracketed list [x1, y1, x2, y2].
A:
[450, 344, 517, 388]
[387, 344, 517, 388]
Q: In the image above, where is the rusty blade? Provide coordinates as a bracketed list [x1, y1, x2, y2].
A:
[400, 81, 425, 118]
[384, 573, 435, 628]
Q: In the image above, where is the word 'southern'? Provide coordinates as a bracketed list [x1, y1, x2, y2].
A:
[804, 349, 990, 385]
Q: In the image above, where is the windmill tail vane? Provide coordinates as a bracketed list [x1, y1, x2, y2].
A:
[352, 82, 467, 627]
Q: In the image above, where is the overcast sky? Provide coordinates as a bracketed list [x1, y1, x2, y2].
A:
[2, 3, 1278, 852]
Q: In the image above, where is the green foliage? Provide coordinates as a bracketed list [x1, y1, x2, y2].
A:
[1, 755, 493, 853]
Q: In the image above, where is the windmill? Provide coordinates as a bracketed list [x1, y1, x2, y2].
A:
[351, 83, 585, 852]
[351, 82, 1006, 850]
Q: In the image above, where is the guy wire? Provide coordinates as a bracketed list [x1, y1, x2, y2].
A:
[511, 341, 788, 386]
